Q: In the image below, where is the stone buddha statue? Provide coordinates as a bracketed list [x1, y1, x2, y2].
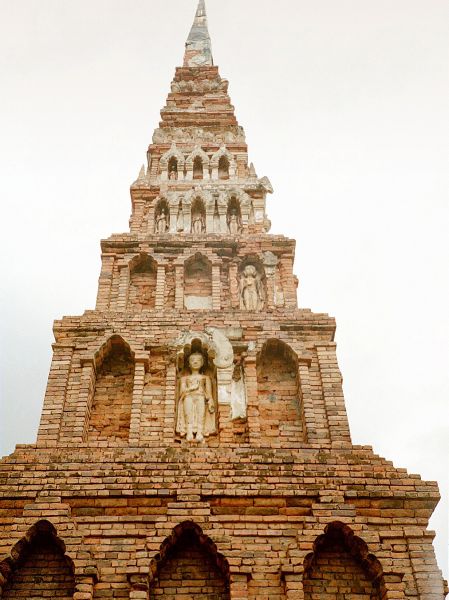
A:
[239, 264, 265, 311]
[156, 207, 169, 234]
[227, 208, 241, 234]
[176, 352, 216, 442]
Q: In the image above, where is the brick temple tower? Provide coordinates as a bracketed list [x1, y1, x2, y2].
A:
[0, 2, 446, 599]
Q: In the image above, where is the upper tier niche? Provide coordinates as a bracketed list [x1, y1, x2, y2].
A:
[128, 254, 157, 309]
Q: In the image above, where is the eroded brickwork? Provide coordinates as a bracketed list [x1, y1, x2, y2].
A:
[2, 528, 75, 600]
[0, 2, 446, 599]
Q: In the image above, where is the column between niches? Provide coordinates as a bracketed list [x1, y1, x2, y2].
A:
[206, 203, 214, 233]
[117, 261, 130, 311]
[163, 358, 177, 443]
[129, 355, 149, 445]
[212, 263, 221, 310]
[218, 197, 228, 233]
[229, 263, 239, 308]
[70, 357, 96, 444]
[245, 355, 261, 445]
[297, 360, 318, 444]
[174, 264, 184, 310]
[155, 264, 166, 310]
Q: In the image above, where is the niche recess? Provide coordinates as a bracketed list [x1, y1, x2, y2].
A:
[88, 336, 134, 443]
[1, 521, 75, 600]
[193, 156, 204, 179]
[303, 522, 385, 599]
[184, 254, 213, 310]
[128, 254, 157, 310]
[150, 522, 230, 600]
[218, 155, 230, 179]
[256, 339, 304, 444]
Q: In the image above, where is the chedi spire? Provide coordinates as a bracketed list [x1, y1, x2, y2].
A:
[184, 0, 214, 67]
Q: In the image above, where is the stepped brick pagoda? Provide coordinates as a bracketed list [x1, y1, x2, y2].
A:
[0, 2, 446, 599]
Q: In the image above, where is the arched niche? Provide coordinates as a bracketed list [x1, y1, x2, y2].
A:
[193, 155, 204, 180]
[191, 197, 206, 234]
[154, 198, 170, 234]
[87, 335, 135, 443]
[303, 522, 385, 599]
[160, 144, 185, 181]
[175, 338, 218, 442]
[227, 195, 242, 234]
[186, 147, 210, 181]
[238, 257, 266, 311]
[256, 339, 304, 444]
[168, 156, 179, 180]
[128, 254, 158, 310]
[218, 155, 230, 179]
[0, 520, 75, 600]
[150, 522, 230, 599]
[184, 253, 213, 310]
[211, 147, 236, 180]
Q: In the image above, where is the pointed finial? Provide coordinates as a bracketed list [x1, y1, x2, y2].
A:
[184, 0, 214, 68]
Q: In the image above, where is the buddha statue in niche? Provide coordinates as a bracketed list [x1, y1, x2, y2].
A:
[239, 264, 265, 311]
[155, 207, 169, 234]
[176, 352, 216, 442]
[191, 211, 206, 234]
[227, 207, 242, 235]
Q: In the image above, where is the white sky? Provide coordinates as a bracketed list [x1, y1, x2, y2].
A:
[0, 0, 448, 580]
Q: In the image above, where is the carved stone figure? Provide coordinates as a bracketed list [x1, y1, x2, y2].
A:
[176, 353, 216, 442]
[239, 265, 265, 311]
[169, 169, 178, 181]
[191, 211, 206, 234]
[227, 208, 241, 234]
[155, 207, 169, 234]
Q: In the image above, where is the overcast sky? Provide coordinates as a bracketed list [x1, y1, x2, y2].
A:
[0, 0, 448, 579]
